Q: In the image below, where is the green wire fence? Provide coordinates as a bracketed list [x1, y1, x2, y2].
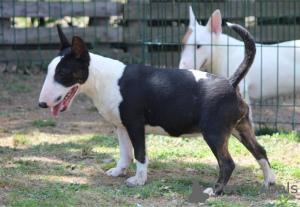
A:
[1, 0, 300, 131]
[141, 0, 300, 131]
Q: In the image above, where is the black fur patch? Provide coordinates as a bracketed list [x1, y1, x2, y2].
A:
[58, 47, 71, 57]
[118, 65, 239, 137]
[54, 51, 90, 88]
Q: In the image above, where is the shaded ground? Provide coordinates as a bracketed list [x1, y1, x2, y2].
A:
[0, 73, 300, 206]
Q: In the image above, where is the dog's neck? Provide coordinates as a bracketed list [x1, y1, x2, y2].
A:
[78, 53, 125, 126]
[80, 53, 125, 97]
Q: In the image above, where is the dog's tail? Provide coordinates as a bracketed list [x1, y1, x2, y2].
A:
[227, 23, 256, 89]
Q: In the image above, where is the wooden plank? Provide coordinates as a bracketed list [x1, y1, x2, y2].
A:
[123, 1, 145, 20]
[0, 26, 123, 45]
[0, 18, 11, 29]
[0, 2, 122, 18]
[123, 21, 143, 43]
[247, 25, 300, 43]
[141, 25, 300, 44]
[0, 48, 142, 64]
[125, 2, 300, 20]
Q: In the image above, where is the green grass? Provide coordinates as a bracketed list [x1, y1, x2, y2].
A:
[255, 126, 300, 142]
[6, 183, 88, 206]
[31, 119, 56, 127]
[1, 130, 300, 206]
[87, 106, 98, 111]
[13, 134, 32, 147]
[206, 196, 247, 207]
[5, 83, 32, 93]
[0, 111, 9, 117]
[255, 125, 277, 136]
[147, 135, 212, 159]
[271, 159, 300, 179]
[261, 194, 298, 206]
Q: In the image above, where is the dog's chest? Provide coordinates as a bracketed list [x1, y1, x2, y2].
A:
[92, 83, 124, 127]
[87, 57, 126, 128]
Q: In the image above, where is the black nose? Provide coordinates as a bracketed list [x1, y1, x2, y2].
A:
[38, 102, 48, 108]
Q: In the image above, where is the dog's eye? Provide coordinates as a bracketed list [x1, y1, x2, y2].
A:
[58, 72, 65, 78]
[197, 45, 201, 49]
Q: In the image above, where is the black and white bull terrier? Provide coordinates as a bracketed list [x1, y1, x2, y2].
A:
[38, 23, 276, 195]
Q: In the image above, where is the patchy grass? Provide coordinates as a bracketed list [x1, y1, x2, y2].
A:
[87, 106, 98, 112]
[5, 84, 32, 93]
[13, 134, 32, 147]
[1, 129, 300, 206]
[255, 125, 278, 136]
[31, 119, 56, 127]
[6, 183, 88, 206]
[3, 75, 32, 93]
[255, 125, 300, 142]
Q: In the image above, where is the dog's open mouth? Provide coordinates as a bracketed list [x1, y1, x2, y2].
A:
[51, 86, 78, 118]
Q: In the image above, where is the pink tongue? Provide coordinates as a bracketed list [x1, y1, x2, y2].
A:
[51, 101, 63, 118]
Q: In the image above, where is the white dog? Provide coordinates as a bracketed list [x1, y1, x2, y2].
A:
[179, 6, 300, 121]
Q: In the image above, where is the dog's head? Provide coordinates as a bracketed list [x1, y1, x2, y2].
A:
[38, 25, 90, 118]
[179, 6, 222, 71]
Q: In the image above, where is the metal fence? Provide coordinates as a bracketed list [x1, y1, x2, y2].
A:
[142, 0, 300, 131]
[1, 0, 300, 130]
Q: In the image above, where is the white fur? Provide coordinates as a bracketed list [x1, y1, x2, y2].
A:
[203, 187, 215, 196]
[189, 69, 207, 81]
[125, 156, 149, 186]
[179, 7, 300, 121]
[231, 129, 242, 141]
[145, 125, 170, 136]
[106, 127, 133, 177]
[80, 53, 126, 127]
[258, 158, 276, 186]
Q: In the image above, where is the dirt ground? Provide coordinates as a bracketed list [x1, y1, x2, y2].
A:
[1, 72, 300, 206]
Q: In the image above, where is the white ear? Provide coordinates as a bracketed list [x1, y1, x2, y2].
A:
[206, 10, 222, 36]
[189, 6, 197, 27]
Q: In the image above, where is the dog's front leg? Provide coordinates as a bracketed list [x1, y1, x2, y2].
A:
[123, 122, 149, 186]
[106, 127, 133, 177]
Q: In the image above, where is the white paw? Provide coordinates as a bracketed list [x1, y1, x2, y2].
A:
[106, 167, 126, 177]
[261, 167, 276, 187]
[262, 177, 276, 187]
[203, 187, 215, 196]
[125, 172, 147, 187]
[258, 159, 277, 187]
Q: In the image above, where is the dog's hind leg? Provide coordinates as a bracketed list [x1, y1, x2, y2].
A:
[107, 127, 133, 177]
[202, 130, 235, 196]
[244, 92, 254, 127]
[232, 116, 276, 187]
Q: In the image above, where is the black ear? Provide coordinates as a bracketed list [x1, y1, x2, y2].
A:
[71, 36, 90, 60]
[57, 24, 71, 51]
